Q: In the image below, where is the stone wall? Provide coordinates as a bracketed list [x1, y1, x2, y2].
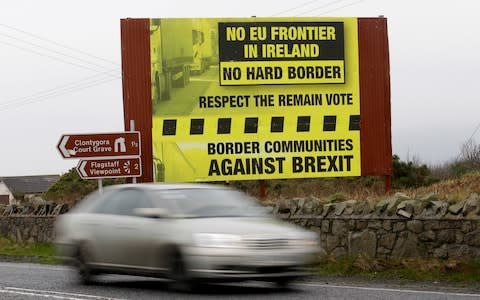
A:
[0, 216, 55, 243]
[2, 192, 480, 260]
[270, 192, 480, 259]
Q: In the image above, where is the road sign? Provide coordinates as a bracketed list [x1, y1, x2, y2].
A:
[76, 157, 142, 179]
[57, 132, 141, 158]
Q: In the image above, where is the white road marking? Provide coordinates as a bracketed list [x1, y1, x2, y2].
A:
[0, 287, 125, 300]
[0, 262, 65, 271]
[0, 289, 84, 299]
[297, 282, 480, 298]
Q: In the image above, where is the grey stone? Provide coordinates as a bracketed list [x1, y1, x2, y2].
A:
[353, 201, 369, 215]
[321, 220, 331, 233]
[456, 231, 464, 243]
[317, 246, 328, 259]
[332, 220, 347, 236]
[356, 220, 368, 231]
[420, 192, 438, 202]
[348, 220, 356, 230]
[375, 198, 390, 215]
[395, 192, 411, 201]
[383, 220, 392, 231]
[302, 197, 323, 215]
[331, 247, 347, 257]
[377, 247, 391, 255]
[437, 230, 456, 243]
[396, 209, 412, 219]
[368, 220, 382, 230]
[326, 235, 340, 252]
[418, 230, 436, 241]
[343, 201, 357, 216]
[392, 232, 422, 257]
[335, 202, 347, 216]
[277, 199, 291, 214]
[433, 244, 448, 259]
[461, 221, 473, 233]
[386, 195, 404, 216]
[424, 221, 440, 231]
[447, 244, 474, 258]
[348, 230, 377, 258]
[424, 201, 448, 217]
[397, 200, 415, 213]
[465, 230, 480, 246]
[448, 200, 466, 215]
[463, 194, 480, 216]
[379, 233, 396, 249]
[344, 206, 354, 215]
[439, 220, 462, 229]
[407, 220, 423, 233]
[322, 203, 336, 217]
[392, 222, 406, 232]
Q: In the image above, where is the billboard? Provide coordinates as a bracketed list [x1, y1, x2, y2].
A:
[150, 18, 361, 182]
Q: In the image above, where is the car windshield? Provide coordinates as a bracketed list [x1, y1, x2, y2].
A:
[150, 188, 268, 218]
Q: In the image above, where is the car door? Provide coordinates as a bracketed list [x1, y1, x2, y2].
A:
[109, 188, 158, 269]
[89, 188, 155, 268]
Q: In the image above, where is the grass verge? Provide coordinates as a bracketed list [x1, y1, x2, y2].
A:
[0, 235, 58, 264]
[317, 255, 480, 283]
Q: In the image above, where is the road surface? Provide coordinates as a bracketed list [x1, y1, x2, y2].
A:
[1, 262, 479, 299]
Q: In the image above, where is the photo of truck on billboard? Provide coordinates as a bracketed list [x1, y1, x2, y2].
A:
[150, 17, 360, 183]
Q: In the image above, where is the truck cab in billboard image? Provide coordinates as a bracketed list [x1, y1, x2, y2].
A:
[150, 19, 194, 102]
[191, 19, 218, 75]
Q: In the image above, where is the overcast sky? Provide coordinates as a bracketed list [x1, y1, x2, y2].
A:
[0, 0, 479, 176]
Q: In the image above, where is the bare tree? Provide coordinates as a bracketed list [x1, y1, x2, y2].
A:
[459, 139, 480, 170]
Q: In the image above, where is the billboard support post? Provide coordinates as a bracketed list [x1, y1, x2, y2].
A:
[259, 180, 266, 200]
[385, 175, 391, 194]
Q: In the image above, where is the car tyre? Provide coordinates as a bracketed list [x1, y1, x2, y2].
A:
[273, 277, 294, 290]
[167, 250, 195, 293]
[75, 245, 95, 285]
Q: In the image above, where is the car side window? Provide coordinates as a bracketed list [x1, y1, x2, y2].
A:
[95, 189, 153, 216]
[148, 190, 180, 214]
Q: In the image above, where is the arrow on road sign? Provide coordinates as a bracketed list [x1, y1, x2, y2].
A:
[58, 135, 71, 158]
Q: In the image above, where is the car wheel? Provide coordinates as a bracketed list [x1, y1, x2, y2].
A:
[75, 245, 95, 285]
[274, 277, 294, 290]
[167, 250, 195, 292]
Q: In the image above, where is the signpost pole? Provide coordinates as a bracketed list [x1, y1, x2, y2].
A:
[130, 119, 137, 184]
[98, 179, 103, 194]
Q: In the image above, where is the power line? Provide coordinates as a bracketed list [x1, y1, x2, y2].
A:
[0, 23, 119, 66]
[0, 32, 118, 71]
[295, 0, 350, 16]
[316, 0, 365, 16]
[0, 39, 118, 73]
[270, 0, 321, 16]
[0, 69, 120, 106]
[0, 77, 120, 112]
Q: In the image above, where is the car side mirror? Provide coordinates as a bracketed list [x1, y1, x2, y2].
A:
[134, 207, 169, 218]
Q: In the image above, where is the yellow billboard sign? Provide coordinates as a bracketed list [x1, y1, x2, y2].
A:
[150, 17, 360, 182]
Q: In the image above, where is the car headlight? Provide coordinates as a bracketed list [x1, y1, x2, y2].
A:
[193, 233, 243, 248]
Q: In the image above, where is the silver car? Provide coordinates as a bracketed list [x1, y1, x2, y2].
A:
[55, 183, 319, 290]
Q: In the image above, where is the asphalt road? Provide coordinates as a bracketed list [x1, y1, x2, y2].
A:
[1, 262, 480, 300]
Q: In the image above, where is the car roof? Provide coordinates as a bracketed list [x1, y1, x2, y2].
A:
[104, 183, 230, 192]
